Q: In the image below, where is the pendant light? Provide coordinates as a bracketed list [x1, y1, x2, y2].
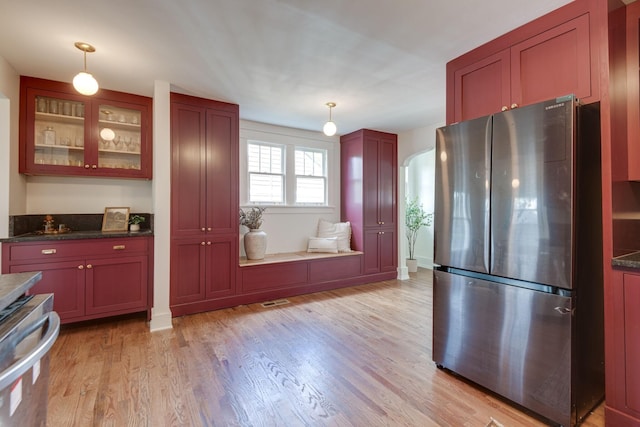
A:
[72, 42, 99, 96]
[323, 102, 337, 136]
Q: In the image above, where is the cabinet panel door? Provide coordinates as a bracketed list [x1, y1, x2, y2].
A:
[511, 14, 591, 107]
[170, 239, 206, 305]
[378, 229, 397, 273]
[10, 260, 85, 321]
[363, 229, 381, 275]
[85, 255, 148, 315]
[378, 137, 397, 227]
[362, 136, 380, 228]
[623, 273, 640, 415]
[171, 103, 207, 236]
[206, 109, 238, 234]
[453, 50, 511, 122]
[205, 237, 236, 298]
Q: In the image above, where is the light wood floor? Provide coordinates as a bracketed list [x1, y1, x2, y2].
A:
[47, 269, 605, 426]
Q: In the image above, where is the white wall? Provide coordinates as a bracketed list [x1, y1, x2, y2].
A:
[398, 122, 441, 271]
[0, 55, 24, 223]
[25, 176, 152, 213]
[406, 149, 436, 268]
[239, 120, 341, 254]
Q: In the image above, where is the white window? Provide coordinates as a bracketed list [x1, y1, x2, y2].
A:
[248, 142, 284, 203]
[295, 148, 327, 204]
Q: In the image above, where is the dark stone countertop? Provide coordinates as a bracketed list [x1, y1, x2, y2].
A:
[0, 229, 153, 243]
[612, 251, 640, 269]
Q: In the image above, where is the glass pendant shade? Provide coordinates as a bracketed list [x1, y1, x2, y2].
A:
[323, 120, 337, 136]
[73, 71, 99, 96]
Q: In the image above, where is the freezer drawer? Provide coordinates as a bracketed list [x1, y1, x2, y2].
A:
[433, 270, 573, 426]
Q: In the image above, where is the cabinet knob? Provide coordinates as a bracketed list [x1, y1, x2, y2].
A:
[91, 165, 97, 169]
[380, 221, 385, 225]
[86, 264, 93, 269]
[84, 164, 90, 169]
[201, 228, 206, 232]
[379, 231, 385, 235]
[201, 242, 206, 246]
[510, 103, 518, 109]
[78, 265, 84, 270]
[207, 241, 212, 245]
[207, 227, 212, 231]
[501, 106, 508, 112]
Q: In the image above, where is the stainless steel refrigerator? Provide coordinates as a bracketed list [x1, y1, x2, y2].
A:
[433, 96, 604, 427]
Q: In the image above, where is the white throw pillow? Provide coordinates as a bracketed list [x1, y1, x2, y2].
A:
[307, 237, 338, 253]
[317, 219, 352, 252]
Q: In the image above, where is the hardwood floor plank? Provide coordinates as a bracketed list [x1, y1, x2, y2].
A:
[47, 269, 604, 426]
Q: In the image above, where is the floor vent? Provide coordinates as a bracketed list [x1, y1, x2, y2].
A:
[260, 299, 290, 308]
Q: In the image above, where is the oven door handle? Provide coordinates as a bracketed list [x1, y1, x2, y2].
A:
[0, 311, 60, 390]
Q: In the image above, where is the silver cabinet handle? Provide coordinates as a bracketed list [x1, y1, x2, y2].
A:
[0, 312, 60, 390]
[41, 249, 56, 255]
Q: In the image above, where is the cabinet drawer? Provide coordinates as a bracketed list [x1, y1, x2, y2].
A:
[309, 255, 362, 283]
[241, 263, 308, 292]
[6, 237, 148, 262]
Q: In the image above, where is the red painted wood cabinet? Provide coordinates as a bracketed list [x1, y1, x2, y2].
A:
[608, 269, 640, 426]
[341, 129, 397, 278]
[619, 1, 640, 182]
[1, 237, 151, 323]
[169, 93, 239, 317]
[19, 76, 152, 179]
[448, 3, 597, 123]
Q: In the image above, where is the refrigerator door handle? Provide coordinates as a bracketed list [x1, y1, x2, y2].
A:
[554, 306, 572, 315]
[0, 311, 60, 390]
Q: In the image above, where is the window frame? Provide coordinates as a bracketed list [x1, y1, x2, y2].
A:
[294, 146, 328, 206]
[240, 123, 338, 211]
[247, 141, 285, 205]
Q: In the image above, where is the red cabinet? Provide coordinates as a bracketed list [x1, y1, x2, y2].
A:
[1, 237, 151, 323]
[448, 3, 597, 123]
[608, 269, 640, 425]
[341, 129, 397, 279]
[616, 1, 640, 182]
[170, 93, 239, 316]
[19, 76, 152, 178]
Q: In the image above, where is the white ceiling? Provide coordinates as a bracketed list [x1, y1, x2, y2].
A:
[0, 0, 576, 135]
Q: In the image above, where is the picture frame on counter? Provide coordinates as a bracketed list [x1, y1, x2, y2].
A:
[102, 207, 130, 232]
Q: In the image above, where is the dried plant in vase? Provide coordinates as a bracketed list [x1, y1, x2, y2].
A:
[239, 207, 267, 260]
[239, 207, 266, 230]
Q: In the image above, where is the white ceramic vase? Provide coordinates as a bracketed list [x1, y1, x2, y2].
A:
[129, 224, 140, 232]
[406, 259, 418, 273]
[244, 229, 267, 260]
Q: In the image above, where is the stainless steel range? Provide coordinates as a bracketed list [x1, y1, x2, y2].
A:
[0, 271, 59, 426]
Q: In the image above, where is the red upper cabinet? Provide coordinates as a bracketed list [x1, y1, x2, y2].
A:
[453, 50, 511, 123]
[447, 1, 599, 123]
[19, 76, 152, 178]
[618, 1, 640, 182]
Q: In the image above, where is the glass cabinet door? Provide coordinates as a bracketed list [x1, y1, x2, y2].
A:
[33, 95, 87, 168]
[97, 104, 142, 171]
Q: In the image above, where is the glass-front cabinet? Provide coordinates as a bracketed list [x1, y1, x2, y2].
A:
[20, 76, 152, 179]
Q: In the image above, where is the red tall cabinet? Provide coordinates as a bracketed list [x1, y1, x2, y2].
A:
[341, 129, 397, 280]
[170, 93, 239, 317]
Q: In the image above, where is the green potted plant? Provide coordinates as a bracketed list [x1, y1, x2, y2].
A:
[405, 197, 432, 272]
[128, 214, 145, 232]
[239, 207, 267, 259]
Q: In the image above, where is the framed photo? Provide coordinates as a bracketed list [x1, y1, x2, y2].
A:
[102, 207, 130, 232]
